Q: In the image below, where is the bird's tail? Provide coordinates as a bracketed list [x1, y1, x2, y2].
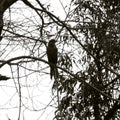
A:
[54, 67, 58, 79]
[50, 65, 58, 80]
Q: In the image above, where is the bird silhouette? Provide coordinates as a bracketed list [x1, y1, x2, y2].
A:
[47, 39, 58, 79]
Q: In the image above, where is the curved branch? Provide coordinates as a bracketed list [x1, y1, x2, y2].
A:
[22, 0, 120, 79]
[0, 55, 120, 103]
[2, 0, 18, 12]
[0, 56, 48, 68]
[0, 0, 18, 36]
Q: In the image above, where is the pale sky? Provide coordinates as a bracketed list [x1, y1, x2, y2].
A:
[0, 0, 72, 120]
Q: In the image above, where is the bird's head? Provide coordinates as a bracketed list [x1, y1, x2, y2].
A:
[48, 39, 56, 46]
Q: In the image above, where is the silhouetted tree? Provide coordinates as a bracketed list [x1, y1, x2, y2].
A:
[0, 0, 120, 120]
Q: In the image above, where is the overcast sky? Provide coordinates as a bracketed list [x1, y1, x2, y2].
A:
[0, 0, 72, 120]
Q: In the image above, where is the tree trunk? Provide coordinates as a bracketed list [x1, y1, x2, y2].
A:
[0, 0, 18, 37]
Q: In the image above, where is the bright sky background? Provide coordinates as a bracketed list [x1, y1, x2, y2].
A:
[0, 0, 72, 120]
[0, 1, 119, 120]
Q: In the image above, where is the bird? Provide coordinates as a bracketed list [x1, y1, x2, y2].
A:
[47, 39, 58, 79]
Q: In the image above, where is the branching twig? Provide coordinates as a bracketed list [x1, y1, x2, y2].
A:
[0, 55, 120, 103]
[17, 64, 21, 120]
[22, 0, 120, 80]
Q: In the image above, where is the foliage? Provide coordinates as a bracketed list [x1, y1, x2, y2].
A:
[0, 0, 120, 120]
[53, 0, 120, 120]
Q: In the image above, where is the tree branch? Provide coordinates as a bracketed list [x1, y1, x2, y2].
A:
[21, 0, 120, 80]
[0, 0, 18, 36]
[2, 0, 18, 12]
[0, 55, 120, 103]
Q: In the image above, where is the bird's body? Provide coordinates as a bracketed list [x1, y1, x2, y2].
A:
[47, 39, 58, 79]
